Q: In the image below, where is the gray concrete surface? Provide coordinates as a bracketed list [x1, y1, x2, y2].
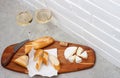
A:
[0, 0, 120, 78]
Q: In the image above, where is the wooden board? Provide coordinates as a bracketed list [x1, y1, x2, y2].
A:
[1, 41, 96, 74]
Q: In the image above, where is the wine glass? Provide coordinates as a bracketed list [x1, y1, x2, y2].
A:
[35, 0, 53, 24]
[16, 1, 34, 40]
[16, 11, 33, 26]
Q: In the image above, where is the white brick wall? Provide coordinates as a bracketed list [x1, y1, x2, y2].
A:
[22, 0, 120, 68]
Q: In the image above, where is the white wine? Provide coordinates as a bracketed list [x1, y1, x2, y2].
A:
[35, 9, 52, 24]
[16, 11, 33, 26]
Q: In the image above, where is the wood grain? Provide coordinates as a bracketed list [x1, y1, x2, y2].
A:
[1, 41, 96, 74]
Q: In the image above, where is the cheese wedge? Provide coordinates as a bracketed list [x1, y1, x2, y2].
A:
[14, 55, 28, 68]
[49, 54, 60, 70]
[75, 56, 82, 63]
[43, 51, 48, 65]
[76, 47, 83, 56]
[79, 51, 88, 59]
[68, 55, 76, 63]
[36, 56, 43, 71]
[64, 47, 77, 59]
[34, 49, 44, 61]
[25, 44, 32, 54]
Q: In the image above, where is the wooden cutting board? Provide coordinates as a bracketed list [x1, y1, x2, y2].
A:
[1, 41, 96, 74]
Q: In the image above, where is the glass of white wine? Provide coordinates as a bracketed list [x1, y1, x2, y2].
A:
[16, 0, 33, 27]
[16, 11, 33, 26]
[35, 0, 53, 24]
[16, 1, 34, 40]
[35, 9, 52, 24]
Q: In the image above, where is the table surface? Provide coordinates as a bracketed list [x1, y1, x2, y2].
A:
[0, 0, 120, 78]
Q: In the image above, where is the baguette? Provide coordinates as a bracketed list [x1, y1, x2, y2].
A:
[33, 36, 54, 42]
[25, 44, 32, 54]
[32, 36, 54, 49]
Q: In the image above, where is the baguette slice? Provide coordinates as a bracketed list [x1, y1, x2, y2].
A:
[49, 54, 60, 70]
[34, 49, 44, 61]
[32, 36, 54, 49]
[43, 51, 48, 65]
[36, 56, 43, 71]
[14, 55, 28, 68]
